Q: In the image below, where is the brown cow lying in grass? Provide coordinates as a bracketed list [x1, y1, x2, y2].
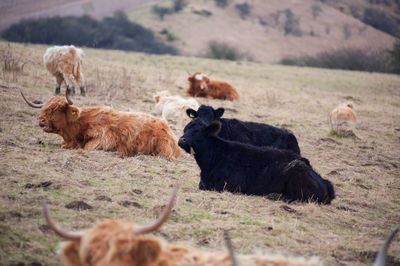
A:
[186, 72, 239, 101]
[44, 190, 322, 266]
[21, 92, 181, 160]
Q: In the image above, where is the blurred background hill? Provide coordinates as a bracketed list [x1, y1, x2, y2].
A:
[0, 0, 399, 72]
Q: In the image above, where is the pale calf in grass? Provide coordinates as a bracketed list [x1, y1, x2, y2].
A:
[153, 90, 199, 126]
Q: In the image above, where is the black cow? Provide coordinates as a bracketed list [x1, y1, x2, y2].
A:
[178, 120, 335, 204]
[186, 105, 301, 154]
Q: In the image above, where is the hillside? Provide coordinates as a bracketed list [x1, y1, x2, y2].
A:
[322, 0, 400, 37]
[0, 0, 397, 64]
[0, 0, 154, 31]
[128, 0, 396, 63]
[0, 42, 400, 265]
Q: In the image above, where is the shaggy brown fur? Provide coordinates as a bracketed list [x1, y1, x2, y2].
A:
[186, 72, 239, 101]
[21, 93, 181, 159]
[329, 101, 357, 131]
[44, 45, 85, 96]
[45, 192, 320, 266]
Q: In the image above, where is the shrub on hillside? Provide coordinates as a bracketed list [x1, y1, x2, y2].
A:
[206, 41, 243, 61]
[159, 29, 177, 42]
[388, 38, 400, 73]
[1, 12, 177, 55]
[311, 4, 323, 19]
[152, 6, 173, 20]
[362, 7, 399, 36]
[282, 9, 302, 36]
[152, 0, 186, 20]
[214, 0, 229, 8]
[172, 0, 186, 12]
[235, 3, 251, 19]
[280, 48, 398, 74]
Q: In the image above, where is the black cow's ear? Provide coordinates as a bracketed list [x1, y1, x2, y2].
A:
[205, 121, 222, 136]
[186, 108, 197, 119]
[214, 108, 225, 118]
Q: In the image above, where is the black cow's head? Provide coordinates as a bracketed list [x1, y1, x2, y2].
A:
[178, 119, 221, 155]
[186, 105, 225, 125]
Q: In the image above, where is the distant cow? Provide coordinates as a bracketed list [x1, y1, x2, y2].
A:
[21, 91, 181, 160]
[178, 120, 335, 203]
[44, 45, 85, 96]
[186, 72, 239, 101]
[186, 105, 301, 155]
[44, 190, 322, 266]
[329, 101, 357, 131]
[153, 90, 199, 122]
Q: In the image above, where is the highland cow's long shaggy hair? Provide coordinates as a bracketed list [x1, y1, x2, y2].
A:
[44, 191, 322, 266]
[21, 92, 181, 159]
[44, 45, 86, 95]
[329, 101, 357, 130]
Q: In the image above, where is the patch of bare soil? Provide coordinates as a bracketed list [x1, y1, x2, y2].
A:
[65, 201, 93, 210]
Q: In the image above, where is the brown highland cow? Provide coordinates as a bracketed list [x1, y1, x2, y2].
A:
[21, 92, 181, 159]
[186, 72, 239, 101]
[44, 190, 322, 266]
[44, 45, 86, 96]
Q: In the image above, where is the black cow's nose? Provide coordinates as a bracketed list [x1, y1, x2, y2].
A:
[178, 137, 190, 153]
[178, 137, 186, 147]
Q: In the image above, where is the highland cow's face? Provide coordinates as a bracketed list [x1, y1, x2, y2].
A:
[44, 191, 177, 266]
[38, 98, 68, 133]
[61, 221, 163, 266]
[21, 93, 80, 134]
[188, 72, 210, 94]
[38, 97, 80, 134]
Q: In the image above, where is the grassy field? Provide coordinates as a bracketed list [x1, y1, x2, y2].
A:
[0, 41, 399, 265]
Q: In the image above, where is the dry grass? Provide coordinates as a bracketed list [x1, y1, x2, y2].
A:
[0, 43, 28, 82]
[0, 41, 399, 265]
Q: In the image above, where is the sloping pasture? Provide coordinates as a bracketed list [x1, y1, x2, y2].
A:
[0, 42, 399, 265]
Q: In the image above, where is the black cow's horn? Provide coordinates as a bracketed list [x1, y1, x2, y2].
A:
[20, 91, 43, 108]
[65, 90, 73, 105]
[134, 189, 177, 234]
[43, 202, 83, 241]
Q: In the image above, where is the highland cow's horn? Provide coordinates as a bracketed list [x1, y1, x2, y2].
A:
[43, 202, 83, 241]
[224, 230, 239, 266]
[206, 71, 213, 77]
[65, 90, 73, 105]
[134, 189, 177, 234]
[373, 227, 399, 266]
[20, 91, 43, 108]
[186, 70, 192, 76]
